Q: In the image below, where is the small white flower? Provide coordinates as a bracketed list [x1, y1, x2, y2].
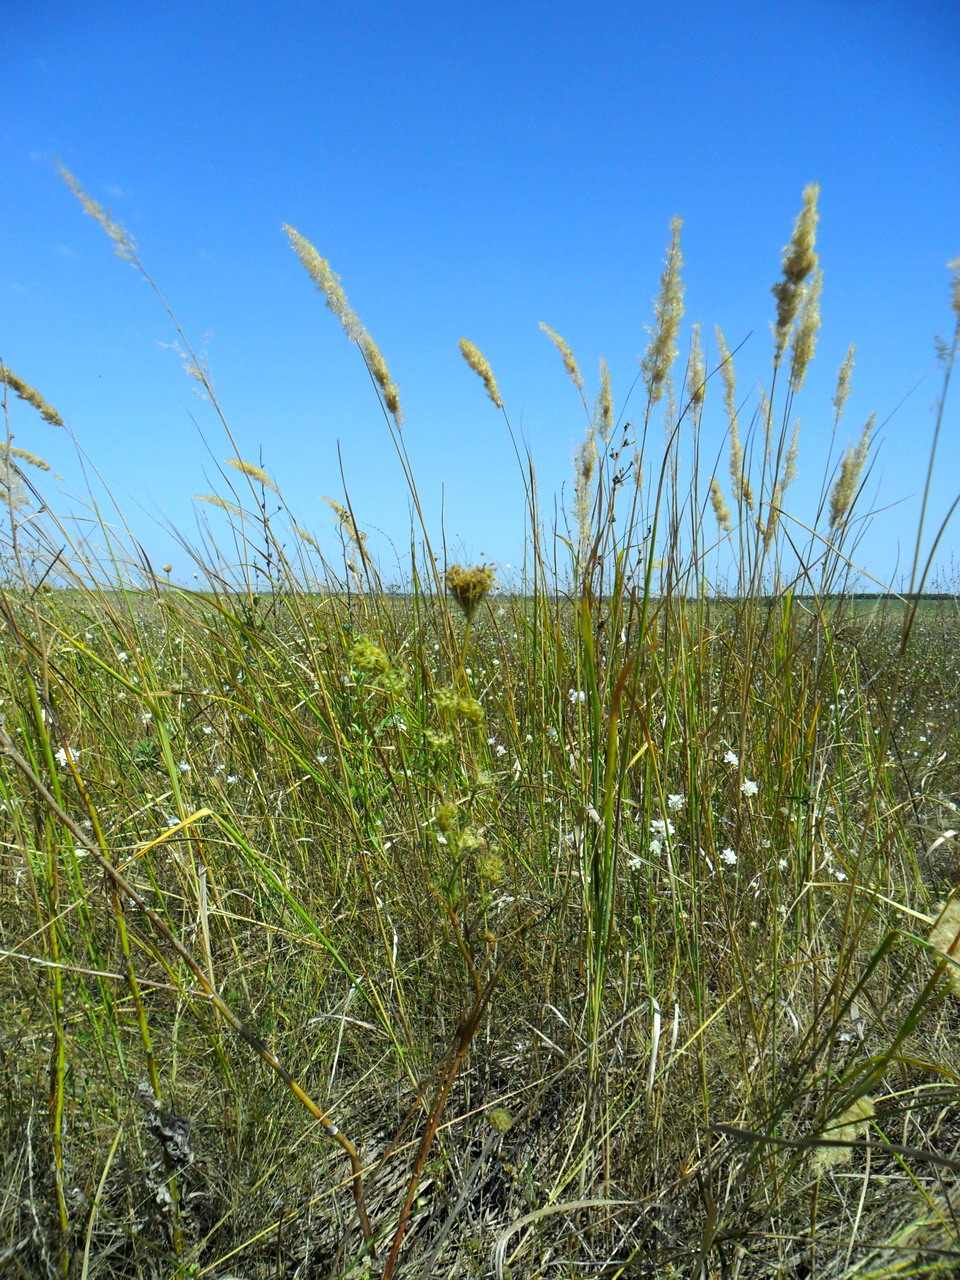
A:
[226, 774, 239, 784]
[648, 838, 663, 857]
[627, 851, 644, 871]
[650, 818, 675, 838]
[54, 746, 79, 768]
[568, 688, 586, 705]
[118, 650, 129, 662]
[667, 793, 685, 811]
[723, 749, 739, 766]
[741, 779, 759, 797]
[177, 760, 191, 774]
[720, 847, 738, 866]
[778, 858, 788, 870]
[202, 725, 213, 735]
[495, 743, 507, 757]
[436, 834, 448, 846]
[833, 868, 848, 881]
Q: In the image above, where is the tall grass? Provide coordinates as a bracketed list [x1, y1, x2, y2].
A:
[1, 179, 960, 1278]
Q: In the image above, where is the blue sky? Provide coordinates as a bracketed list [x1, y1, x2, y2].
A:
[4, 0, 959, 589]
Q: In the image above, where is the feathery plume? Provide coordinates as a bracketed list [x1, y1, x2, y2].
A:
[641, 217, 685, 406]
[829, 413, 874, 530]
[0, 367, 64, 427]
[715, 328, 752, 508]
[458, 338, 503, 409]
[574, 427, 598, 555]
[359, 333, 402, 420]
[58, 163, 137, 261]
[195, 494, 245, 518]
[539, 323, 584, 391]
[0, 443, 51, 471]
[284, 226, 363, 340]
[833, 345, 856, 419]
[595, 358, 614, 441]
[709, 477, 732, 533]
[225, 458, 281, 496]
[685, 322, 706, 413]
[284, 226, 402, 422]
[789, 268, 823, 392]
[323, 497, 368, 557]
[772, 183, 820, 365]
[291, 524, 322, 554]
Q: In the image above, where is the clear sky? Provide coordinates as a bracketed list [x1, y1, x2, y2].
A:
[4, 0, 959, 589]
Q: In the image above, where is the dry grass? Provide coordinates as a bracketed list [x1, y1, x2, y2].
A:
[1, 178, 960, 1278]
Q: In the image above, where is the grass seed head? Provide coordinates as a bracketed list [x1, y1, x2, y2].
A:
[641, 216, 685, 406]
[284, 226, 364, 341]
[0, 367, 64, 427]
[772, 183, 820, 364]
[540, 322, 584, 391]
[458, 338, 503, 409]
[829, 413, 874, 530]
[195, 493, 245, 518]
[685, 322, 706, 413]
[833, 344, 856, 419]
[595, 358, 614, 441]
[709, 477, 732, 533]
[58, 162, 138, 262]
[789, 267, 823, 392]
[226, 457, 281, 495]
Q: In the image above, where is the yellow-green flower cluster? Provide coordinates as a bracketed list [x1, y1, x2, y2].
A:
[445, 563, 495, 620]
[350, 637, 407, 696]
[435, 685, 484, 726]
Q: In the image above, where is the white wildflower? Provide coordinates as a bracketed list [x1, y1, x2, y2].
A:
[723, 749, 739, 766]
[720, 847, 738, 866]
[741, 779, 759, 797]
[667, 793, 686, 811]
[651, 817, 675, 838]
[568, 688, 586, 704]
